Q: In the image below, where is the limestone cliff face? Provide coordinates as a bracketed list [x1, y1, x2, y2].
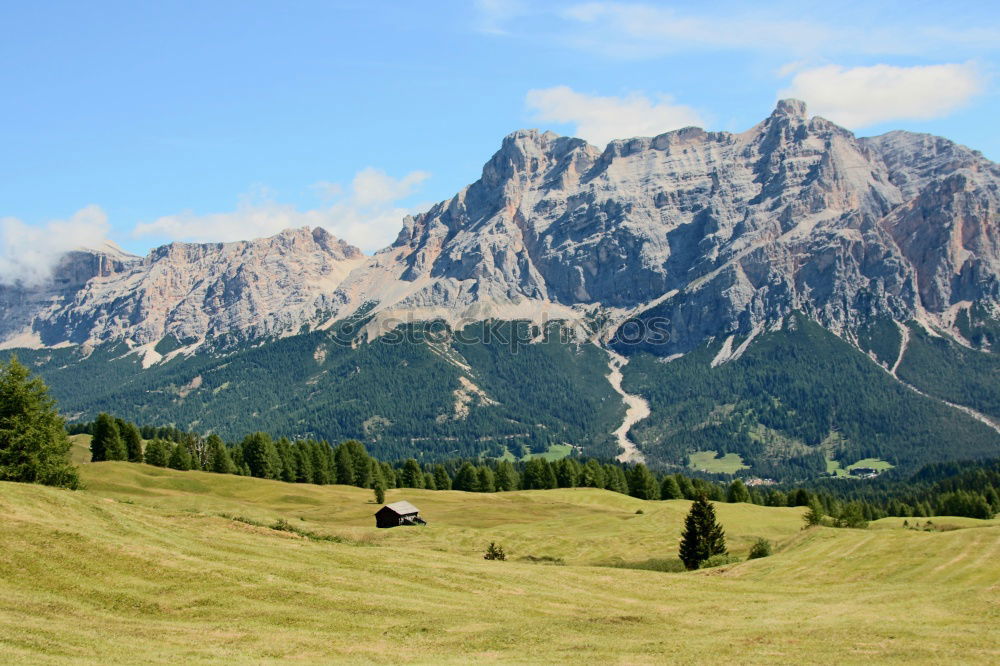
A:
[2, 100, 998, 356]
[0, 227, 364, 350]
[335, 99, 998, 352]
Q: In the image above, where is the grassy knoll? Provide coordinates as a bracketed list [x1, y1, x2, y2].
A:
[688, 449, 748, 474]
[1, 464, 998, 663]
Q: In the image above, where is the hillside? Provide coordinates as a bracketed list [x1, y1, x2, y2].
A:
[1, 465, 998, 663]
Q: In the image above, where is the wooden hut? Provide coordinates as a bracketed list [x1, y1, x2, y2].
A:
[374, 501, 426, 528]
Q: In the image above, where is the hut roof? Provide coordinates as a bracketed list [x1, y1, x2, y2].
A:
[380, 501, 420, 516]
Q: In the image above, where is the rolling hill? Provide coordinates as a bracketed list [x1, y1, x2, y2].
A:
[1, 463, 997, 663]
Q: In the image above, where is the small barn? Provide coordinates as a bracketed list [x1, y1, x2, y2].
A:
[375, 501, 426, 528]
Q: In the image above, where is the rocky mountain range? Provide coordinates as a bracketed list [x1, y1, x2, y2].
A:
[2, 100, 998, 476]
[4, 100, 997, 358]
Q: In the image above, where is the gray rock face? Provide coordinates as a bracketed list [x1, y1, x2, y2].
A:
[0, 227, 364, 351]
[2, 100, 997, 357]
[339, 100, 999, 353]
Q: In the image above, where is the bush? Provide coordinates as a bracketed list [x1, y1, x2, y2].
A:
[484, 542, 507, 561]
[747, 538, 772, 560]
[700, 553, 739, 569]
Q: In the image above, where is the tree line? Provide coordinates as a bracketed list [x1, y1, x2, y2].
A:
[79, 409, 999, 520]
[3, 355, 996, 522]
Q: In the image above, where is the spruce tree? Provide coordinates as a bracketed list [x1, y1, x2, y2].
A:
[477, 466, 496, 492]
[334, 444, 355, 485]
[205, 434, 235, 474]
[120, 421, 143, 463]
[660, 475, 682, 500]
[167, 442, 193, 471]
[432, 464, 452, 490]
[803, 497, 825, 527]
[91, 413, 125, 462]
[678, 495, 727, 570]
[726, 479, 751, 503]
[452, 462, 479, 491]
[627, 463, 659, 500]
[374, 482, 386, 504]
[494, 460, 517, 491]
[581, 459, 605, 488]
[241, 432, 279, 479]
[0, 356, 78, 488]
[401, 458, 424, 488]
[143, 439, 169, 467]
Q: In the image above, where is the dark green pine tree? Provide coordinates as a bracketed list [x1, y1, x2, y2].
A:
[241, 432, 279, 479]
[143, 439, 169, 467]
[432, 464, 452, 490]
[334, 444, 355, 485]
[343, 440, 373, 488]
[627, 463, 659, 500]
[293, 443, 314, 483]
[373, 480, 386, 504]
[660, 475, 682, 500]
[494, 460, 518, 491]
[476, 466, 496, 492]
[452, 462, 479, 491]
[0, 356, 79, 488]
[726, 479, 751, 503]
[91, 413, 125, 462]
[167, 442, 193, 471]
[678, 495, 727, 570]
[205, 434, 235, 474]
[400, 458, 424, 488]
[120, 421, 144, 463]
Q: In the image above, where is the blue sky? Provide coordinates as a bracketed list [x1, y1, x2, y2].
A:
[1, 0, 997, 279]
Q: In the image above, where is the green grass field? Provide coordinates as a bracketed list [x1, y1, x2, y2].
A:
[688, 449, 749, 474]
[1, 461, 998, 663]
[826, 456, 896, 477]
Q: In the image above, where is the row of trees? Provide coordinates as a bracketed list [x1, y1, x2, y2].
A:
[83, 408, 1000, 521]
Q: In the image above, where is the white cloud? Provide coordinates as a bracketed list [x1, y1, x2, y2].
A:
[475, 0, 529, 35]
[0, 206, 111, 286]
[481, 2, 1000, 60]
[561, 3, 835, 57]
[133, 168, 430, 254]
[779, 63, 983, 128]
[525, 85, 703, 146]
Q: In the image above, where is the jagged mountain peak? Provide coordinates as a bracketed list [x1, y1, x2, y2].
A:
[2, 106, 998, 359]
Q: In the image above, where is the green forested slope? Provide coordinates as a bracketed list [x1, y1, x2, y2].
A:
[14, 322, 621, 461]
[621, 315, 1000, 478]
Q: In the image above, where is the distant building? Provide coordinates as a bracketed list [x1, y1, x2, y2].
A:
[850, 467, 879, 478]
[375, 501, 426, 528]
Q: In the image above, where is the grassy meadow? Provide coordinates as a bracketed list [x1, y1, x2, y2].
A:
[1, 456, 998, 663]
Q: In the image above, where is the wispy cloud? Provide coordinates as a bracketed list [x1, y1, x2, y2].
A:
[526, 86, 703, 146]
[780, 63, 984, 128]
[474, 0, 529, 35]
[477, 2, 1000, 59]
[0, 205, 112, 286]
[133, 168, 430, 253]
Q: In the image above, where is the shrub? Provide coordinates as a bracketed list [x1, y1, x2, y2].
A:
[747, 538, 772, 560]
[699, 553, 740, 569]
[484, 542, 507, 561]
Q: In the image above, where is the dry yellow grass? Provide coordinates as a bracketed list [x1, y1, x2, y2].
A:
[1, 462, 997, 664]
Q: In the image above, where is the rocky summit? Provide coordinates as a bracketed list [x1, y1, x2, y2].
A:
[4, 100, 996, 359]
